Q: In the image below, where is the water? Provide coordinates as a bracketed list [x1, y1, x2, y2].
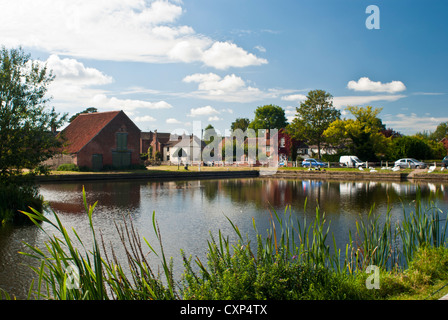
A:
[1, 177, 448, 299]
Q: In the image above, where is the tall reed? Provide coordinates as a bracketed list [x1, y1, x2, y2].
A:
[15, 186, 448, 300]
[20, 187, 177, 300]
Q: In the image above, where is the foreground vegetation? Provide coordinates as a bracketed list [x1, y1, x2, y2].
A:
[1, 187, 448, 300]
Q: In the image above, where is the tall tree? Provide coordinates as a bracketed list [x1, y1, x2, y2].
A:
[230, 117, 250, 132]
[323, 105, 388, 161]
[287, 90, 340, 159]
[69, 107, 98, 122]
[430, 122, 448, 142]
[0, 47, 67, 179]
[248, 104, 288, 134]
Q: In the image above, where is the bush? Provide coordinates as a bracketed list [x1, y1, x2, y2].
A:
[0, 181, 43, 225]
[181, 239, 374, 300]
[56, 163, 80, 171]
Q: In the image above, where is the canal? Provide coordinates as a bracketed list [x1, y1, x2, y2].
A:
[1, 177, 448, 299]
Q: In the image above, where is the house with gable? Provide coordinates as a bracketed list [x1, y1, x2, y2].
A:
[48, 110, 141, 170]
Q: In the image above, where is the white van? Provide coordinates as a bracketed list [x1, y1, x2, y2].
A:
[339, 155, 365, 168]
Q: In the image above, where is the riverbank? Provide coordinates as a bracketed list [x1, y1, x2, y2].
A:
[34, 166, 448, 183]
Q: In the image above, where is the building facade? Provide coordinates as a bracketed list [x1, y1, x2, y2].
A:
[51, 110, 141, 170]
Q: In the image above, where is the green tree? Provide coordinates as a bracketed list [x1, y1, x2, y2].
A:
[287, 90, 340, 159]
[389, 135, 445, 160]
[0, 47, 67, 178]
[324, 106, 388, 161]
[430, 122, 448, 142]
[248, 104, 288, 134]
[0, 47, 67, 223]
[69, 107, 98, 122]
[230, 117, 250, 132]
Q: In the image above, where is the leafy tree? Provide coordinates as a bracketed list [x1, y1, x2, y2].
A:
[389, 135, 445, 160]
[230, 117, 250, 132]
[248, 104, 288, 134]
[69, 107, 98, 122]
[0, 47, 67, 179]
[430, 122, 448, 142]
[0, 47, 67, 224]
[287, 90, 340, 159]
[324, 106, 388, 161]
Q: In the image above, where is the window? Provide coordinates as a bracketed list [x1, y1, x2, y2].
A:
[280, 137, 285, 148]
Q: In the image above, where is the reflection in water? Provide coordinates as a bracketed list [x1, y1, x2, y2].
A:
[1, 178, 447, 299]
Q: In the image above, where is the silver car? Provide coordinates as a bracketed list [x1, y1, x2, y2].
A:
[394, 158, 427, 169]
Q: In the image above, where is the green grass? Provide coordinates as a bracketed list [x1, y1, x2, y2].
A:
[8, 187, 448, 300]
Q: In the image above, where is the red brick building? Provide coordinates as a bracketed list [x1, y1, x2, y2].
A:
[58, 110, 141, 170]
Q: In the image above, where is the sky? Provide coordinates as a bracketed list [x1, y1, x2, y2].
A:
[1, 0, 447, 136]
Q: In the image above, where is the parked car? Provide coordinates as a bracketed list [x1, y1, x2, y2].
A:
[339, 155, 365, 168]
[394, 158, 427, 169]
[302, 158, 327, 168]
[443, 156, 448, 168]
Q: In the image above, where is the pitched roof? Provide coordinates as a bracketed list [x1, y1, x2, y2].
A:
[59, 111, 121, 153]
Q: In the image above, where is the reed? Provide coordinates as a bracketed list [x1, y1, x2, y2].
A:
[20, 187, 177, 300]
[15, 186, 448, 300]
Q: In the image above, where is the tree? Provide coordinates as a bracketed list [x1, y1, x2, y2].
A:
[0, 47, 67, 224]
[69, 107, 98, 122]
[230, 118, 250, 132]
[287, 90, 340, 159]
[323, 106, 388, 161]
[0, 47, 67, 178]
[248, 104, 288, 134]
[430, 122, 448, 142]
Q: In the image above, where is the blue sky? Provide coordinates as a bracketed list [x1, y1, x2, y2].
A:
[1, 0, 447, 135]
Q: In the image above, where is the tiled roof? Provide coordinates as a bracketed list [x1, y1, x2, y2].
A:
[59, 111, 121, 153]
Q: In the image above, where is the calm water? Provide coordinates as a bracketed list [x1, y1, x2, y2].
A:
[1, 177, 448, 299]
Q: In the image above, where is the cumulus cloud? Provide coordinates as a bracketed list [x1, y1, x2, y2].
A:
[333, 95, 406, 109]
[166, 118, 182, 124]
[281, 94, 307, 102]
[202, 42, 267, 70]
[188, 105, 220, 117]
[135, 115, 157, 122]
[347, 77, 406, 93]
[46, 54, 113, 86]
[91, 94, 173, 112]
[182, 72, 266, 102]
[382, 113, 448, 135]
[0, 0, 266, 70]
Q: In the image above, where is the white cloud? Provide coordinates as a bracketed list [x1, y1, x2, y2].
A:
[0, 0, 266, 69]
[382, 113, 448, 135]
[347, 77, 406, 93]
[166, 118, 181, 124]
[333, 95, 406, 109]
[285, 106, 296, 123]
[46, 54, 113, 86]
[188, 105, 220, 117]
[91, 94, 173, 112]
[182, 72, 266, 102]
[254, 45, 266, 53]
[208, 116, 222, 121]
[281, 94, 307, 102]
[135, 115, 157, 122]
[202, 42, 267, 70]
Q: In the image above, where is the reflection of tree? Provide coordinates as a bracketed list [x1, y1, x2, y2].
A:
[207, 178, 448, 219]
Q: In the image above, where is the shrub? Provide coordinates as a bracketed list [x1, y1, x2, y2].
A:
[56, 163, 80, 171]
[0, 182, 43, 225]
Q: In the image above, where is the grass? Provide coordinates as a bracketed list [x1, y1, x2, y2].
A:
[6, 187, 448, 300]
